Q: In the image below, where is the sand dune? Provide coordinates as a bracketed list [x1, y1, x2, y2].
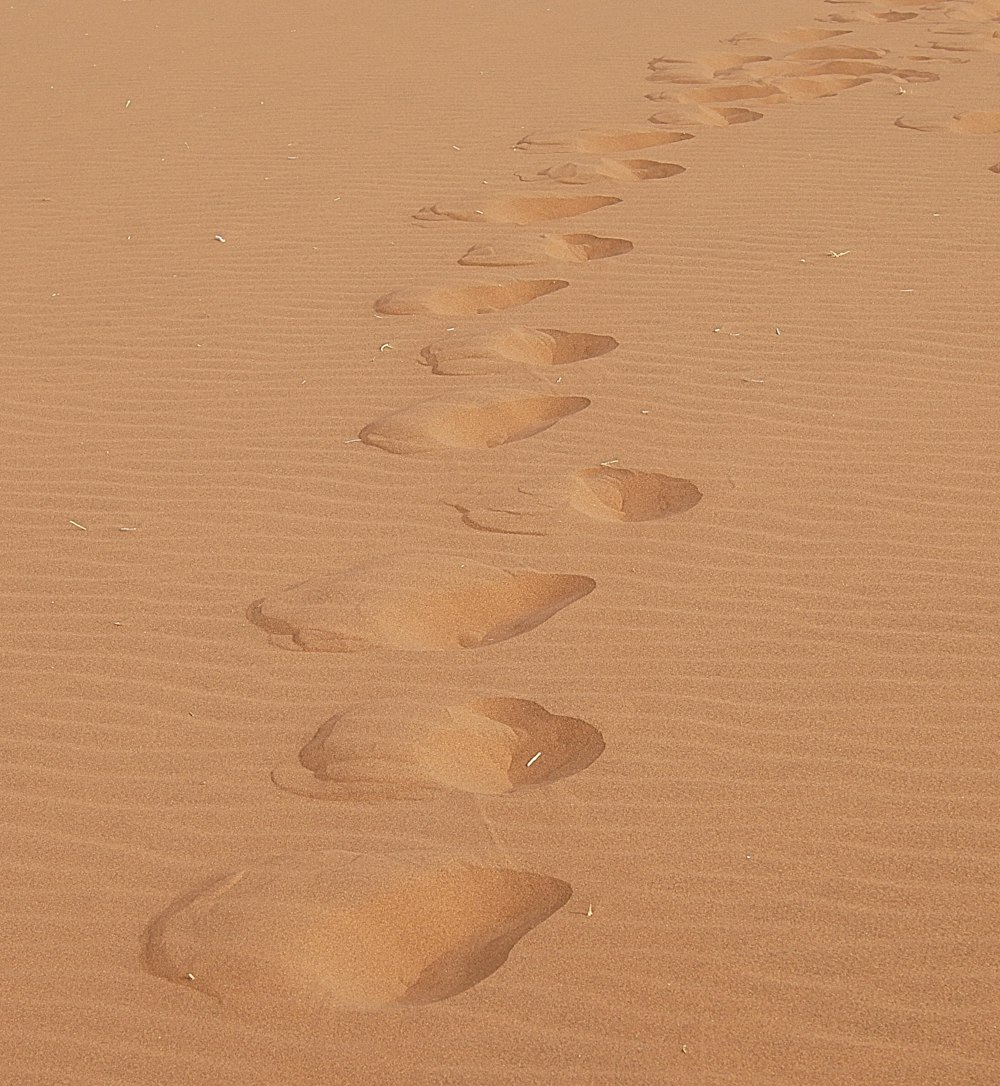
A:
[4, 0, 1000, 1083]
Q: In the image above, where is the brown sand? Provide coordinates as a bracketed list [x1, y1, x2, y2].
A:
[3, 0, 999, 1083]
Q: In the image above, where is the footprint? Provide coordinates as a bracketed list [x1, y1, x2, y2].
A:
[145, 852, 572, 1015]
[272, 697, 605, 800]
[414, 195, 621, 225]
[893, 108, 955, 131]
[517, 158, 687, 184]
[730, 27, 852, 44]
[989, 162, 1000, 173]
[374, 279, 568, 316]
[649, 104, 764, 127]
[953, 110, 1000, 134]
[822, 9, 919, 22]
[656, 81, 786, 104]
[513, 128, 695, 153]
[569, 466, 703, 522]
[458, 233, 633, 267]
[249, 557, 596, 652]
[452, 466, 703, 534]
[419, 327, 619, 375]
[895, 109, 1000, 134]
[359, 389, 590, 452]
[784, 45, 887, 61]
[647, 52, 773, 79]
[769, 74, 873, 101]
[762, 58, 939, 81]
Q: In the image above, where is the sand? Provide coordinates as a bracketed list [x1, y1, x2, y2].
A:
[2, 0, 999, 1083]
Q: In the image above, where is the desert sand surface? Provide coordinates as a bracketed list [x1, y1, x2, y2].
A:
[2, 0, 999, 1083]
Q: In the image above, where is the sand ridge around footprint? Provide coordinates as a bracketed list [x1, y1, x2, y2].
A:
[272, 697, 605, 800]
[145, 851, 572, 1017]
[248, 556, 596, 652]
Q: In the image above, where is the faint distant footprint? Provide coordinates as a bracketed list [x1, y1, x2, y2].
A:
[272, 697, 604, 800]
[146, 851, 571, 1015]
[458, 233, 633, 267]
[419, 327, 619, 375]
[820, 7, 920, 23]
[895, 108, 1000, 133]
[648, 73, 878, 106]
[513, 127, 695, 153]
[374, 278, 568, 316]
[249, 556, 595, 652]
[758, 58, 939, 82]
[647, 81, 786, 105]
[782, 44, 888, 61]
[517, 158, 687, 185]
[451, 465, 703, 536]
[729, 27, 853, 45]
[927, 30, 1000, 55]
[359, 389, 590, 453]
[647, 52, 774, 81]
[414, 194, 621, 224]
[649, 103, 764, 127]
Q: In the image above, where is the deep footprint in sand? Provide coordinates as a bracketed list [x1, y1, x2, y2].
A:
[419, 327, 619, 375]
[249, 556, 595, 652]
[272, 697, 605, 800]
[452, 466, 703, 535]
[513, 128, 694, 153]
[569, 466, 704, 522]
[518, 158, 686, 185]
[359, 389, 589, 452]
[458, 233, 633, 267]
[374, 279, 568, 316]
[146, 851, 571, 1016]
[414, 194, 621, 225]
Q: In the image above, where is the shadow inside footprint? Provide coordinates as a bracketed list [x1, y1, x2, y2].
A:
[249, 556, 596, 652]
[145, 851, 571, 1016]
[374, 279, 568, 316]
[359, 389, 590, 452]
[272, 697, 605, 799]
[419, 327, 618, 375]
